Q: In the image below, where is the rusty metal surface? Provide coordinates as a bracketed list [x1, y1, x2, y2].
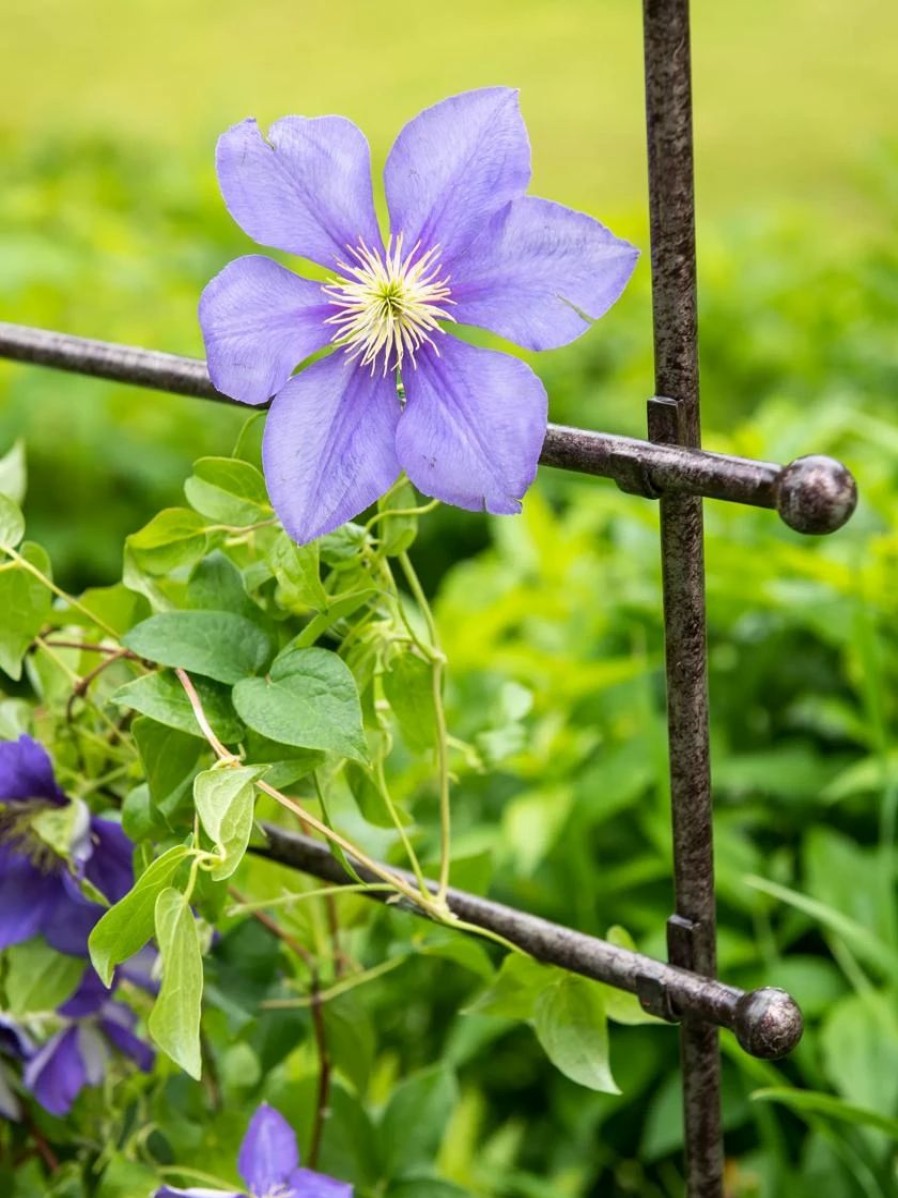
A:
[643, 0, 723, 1191]
[0, 321, 857, 534]
[256, 823, 803, 1059]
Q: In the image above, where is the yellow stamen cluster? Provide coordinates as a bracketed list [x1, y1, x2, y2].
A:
[324, 235, 454, 375]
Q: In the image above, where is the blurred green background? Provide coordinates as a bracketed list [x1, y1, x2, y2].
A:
[1, 1, 898, 1194]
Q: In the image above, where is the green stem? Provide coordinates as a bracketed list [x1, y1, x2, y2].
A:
[6, 548, 119, 638]
[373, 755, 430, 897]
[397, 550, 452, 905]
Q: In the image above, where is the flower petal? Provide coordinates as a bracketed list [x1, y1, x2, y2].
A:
[0, 848, 62, 950]
[286, 1167, 354, 1198]
[0, 734, 66, 805]
[59, 967, 109, 1018]
[24, 1026, 86, 1116]
[238, 1103, 299, 1193]
[199, 256, 334, 406]
[154, 1190, 244, 1198]
[0, 1013, 34, 1061]
[450, 197, 639, 350]
[43, 872, 103, 956]
[84, 815, 134, 904]
[100, 1005, 155, 1072]
[385, 88, 531, 269]
[262, 352, 401, 544]
[216, 116, 382, 270]
[397, 338, 547, 514]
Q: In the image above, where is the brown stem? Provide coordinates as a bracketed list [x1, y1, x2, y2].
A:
[22, 1106, 59, 1172]
[307, 981, 331, 1171]
[65, 647, 136, 722]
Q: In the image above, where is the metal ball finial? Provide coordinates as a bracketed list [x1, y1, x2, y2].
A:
[775, 455, 858, 535]
[734, 988, 803, 1059]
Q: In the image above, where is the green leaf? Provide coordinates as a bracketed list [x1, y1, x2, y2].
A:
[0, 541, 52, 680]
[464, 953, 554, 1020]
[377, 480, 419, 557]
[94, 1159, 160, 1198]
[383, 653, 437, 753]
[126, 508, 209, 576]
[533, 975, 619, 1093]
[269, 532, 328, 611]
[600, 927, 662, 1026]
[345, 761, 412, 829]
[323, 991, 376, 1094]
[0, 439, 26, 505]
[5, 939, 84, 1015]
[123, 610, 271, 684]
[112, 670, 244, 743]
[0, 493, 25, 548]
[88, 844, 193, 985]
[65, 582, 149, 635]
[184, 456, 270, 526]
[386, 1181, 471, 1198]
[133, 716, 202, 820]
[187, 552, 256, 616]
[379, 1066, 459, 1179]
[233, 646, 367, 761]
[752, 1087, 898, 1140]
[31, 796, 92, 858]
[149, 887, 204, 1079]
[194, 765, 261, 880]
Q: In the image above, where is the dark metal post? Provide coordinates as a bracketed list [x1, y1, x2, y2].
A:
[643, 1, 723, 1193]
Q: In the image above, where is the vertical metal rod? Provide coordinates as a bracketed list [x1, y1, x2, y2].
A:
[643, 1, 723, 1194]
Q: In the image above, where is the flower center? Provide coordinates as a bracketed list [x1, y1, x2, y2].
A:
[324, 235, 455, 375]
[0, 801, 62, 873]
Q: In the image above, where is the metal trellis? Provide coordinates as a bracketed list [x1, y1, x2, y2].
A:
[0, 1, 859, 1191]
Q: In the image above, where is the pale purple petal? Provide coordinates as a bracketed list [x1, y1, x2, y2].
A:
[84, 815, 133, 903]
[24, 1026, 87, 1116]
[154, 1189, 244, 1198]
[0, 848, 62, 949]
[216, 116, 382, 270]
[238, 1104, 299, 1193]
[287, 1167, 353, 1198]
[199, 256, 334, 406]
[100, 1005, 155, 1072]
[450, 197, 639, 350]
[397, 338, 547, 514]
[262, 352, 401, 544]
[155, 1191, 242, 1198]
[0, 735, 66, 806]
[119, 944, 161, 995]
[77, 1023, 110, 1086]
[384, 88, 531, 270]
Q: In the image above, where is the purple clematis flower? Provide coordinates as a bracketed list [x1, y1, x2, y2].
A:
[155, 1102, 352, 1198]
[22, 968, 154, 1117]
[0, 735, 134, 954]
[0, 1014, 34, 1121]
[200, 87, 638, 544]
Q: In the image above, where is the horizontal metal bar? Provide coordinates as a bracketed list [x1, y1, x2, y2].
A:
[255, 822, 802, 1061]
[0, 322, 856, 534]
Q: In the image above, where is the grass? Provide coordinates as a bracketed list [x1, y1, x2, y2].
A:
[2, 0, 897, 232]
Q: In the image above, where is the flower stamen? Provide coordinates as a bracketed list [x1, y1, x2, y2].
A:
[324, 234, 455, 375]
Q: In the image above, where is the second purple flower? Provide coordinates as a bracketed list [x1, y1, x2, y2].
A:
[200, 86, 638, 544]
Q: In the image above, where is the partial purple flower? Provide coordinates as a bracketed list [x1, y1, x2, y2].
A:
[154, 1102, 352, 1198]
[0, 735, 134, 954]
[200, 87, 638, 544]
[22, 969, 153, 1117]
[0, 1013, 34, 1121]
